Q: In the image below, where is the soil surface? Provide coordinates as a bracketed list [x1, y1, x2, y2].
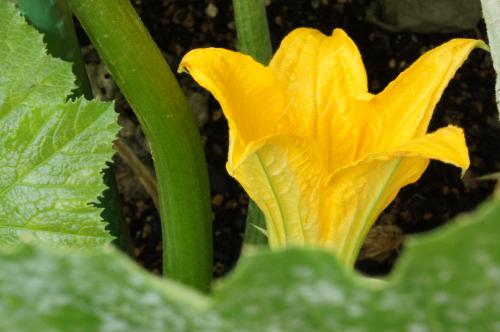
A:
[79, 0, 499, 278]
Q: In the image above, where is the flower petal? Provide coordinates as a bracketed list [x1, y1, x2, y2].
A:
[320, 156, 426, 266]
[320, 125, 469, 266]
[229, 135, 323, 248]
[371, 38, 486, 149]
[388, 125, 470, 173]
[269, 28, 371, 171]
[270, 28, 368, 105]
[179, 48, 285, 167]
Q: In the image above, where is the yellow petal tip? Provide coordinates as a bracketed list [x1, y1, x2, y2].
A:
[476, 40, 490, 52]
[177, 65, 187, 74]
[330, 27, 347, 37]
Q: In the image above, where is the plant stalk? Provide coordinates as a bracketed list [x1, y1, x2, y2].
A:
[233, 0, 272, 246]
[233, 0, 273, 64]
[67, 0, 212, 292]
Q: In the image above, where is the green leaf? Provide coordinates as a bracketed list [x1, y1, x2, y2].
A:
[16, 0, 93, 98]
[0, 1, 118, 247]
[1, 198, 499, 330]
[367, 0, 481, 33]
[216, 201, 500, 331]
[480, 0, 500, 110]
[0, 245, 213, 332]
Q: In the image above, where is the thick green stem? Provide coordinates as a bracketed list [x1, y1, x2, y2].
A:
[67, 0, 212, 292]
[233, 0, 273, 64]
[233, 0, 272, 246]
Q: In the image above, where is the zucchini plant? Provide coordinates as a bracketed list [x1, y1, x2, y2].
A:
[0, 0, 499, 330]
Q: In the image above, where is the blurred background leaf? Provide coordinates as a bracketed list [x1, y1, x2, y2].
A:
[1, 197, 499, 331]
[367, 0, 481, 33]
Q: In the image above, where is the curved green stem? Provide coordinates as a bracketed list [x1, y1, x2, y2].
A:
[67, 0, 212, 292]
[233, 0, 272, 246]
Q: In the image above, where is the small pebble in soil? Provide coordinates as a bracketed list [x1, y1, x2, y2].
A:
[205, 3, 218, 18]
[212, 194, 225, 207]
[423, 213, 433, 221]
[188, 92, 209, 127]
[311, 0, 321, 9]
[211, 109, 223, 122]
[388, 58, 396, 69]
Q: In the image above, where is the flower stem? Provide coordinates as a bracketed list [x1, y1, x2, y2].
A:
[233, 0, 272, 246]
[66, 0, 212, 292]
[233, 0, 273, 64]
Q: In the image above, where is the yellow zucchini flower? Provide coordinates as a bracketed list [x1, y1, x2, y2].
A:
[179, 28, 485, 267]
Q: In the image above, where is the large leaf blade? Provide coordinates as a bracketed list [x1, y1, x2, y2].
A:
[214, 199, 500, 331]
[0, 199, 498, 331]
[0, 1, 73, 106]
[0, 245, 214, 332]
[0, 1, 118, 247]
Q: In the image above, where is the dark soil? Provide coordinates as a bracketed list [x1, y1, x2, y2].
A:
[79, 0, 499, 278]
